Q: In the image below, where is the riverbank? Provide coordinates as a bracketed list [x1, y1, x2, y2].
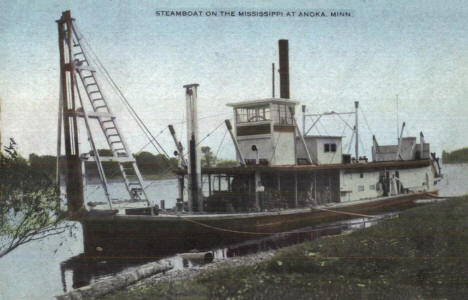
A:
[101, 195, 468, 300]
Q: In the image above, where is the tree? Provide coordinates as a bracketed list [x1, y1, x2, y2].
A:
[0, 139, 71, 258]
[201, 146, 216, 167]
[29, 153, 57, 179]
[215, 159, 238, 167]
[134, 152, 178, 175]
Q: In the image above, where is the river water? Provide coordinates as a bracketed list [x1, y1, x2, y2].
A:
[0, 164, 466, 300]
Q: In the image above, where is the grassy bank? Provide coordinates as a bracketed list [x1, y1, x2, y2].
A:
[102, 196, 468, 300]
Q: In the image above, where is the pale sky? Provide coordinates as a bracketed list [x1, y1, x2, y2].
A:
[1, 0, 467, 160]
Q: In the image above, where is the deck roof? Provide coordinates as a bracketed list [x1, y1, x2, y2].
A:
[173, 159, 431, 175]
[226, 98, 299, 108]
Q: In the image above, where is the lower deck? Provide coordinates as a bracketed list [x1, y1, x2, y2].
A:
[190, 160, 436, 213]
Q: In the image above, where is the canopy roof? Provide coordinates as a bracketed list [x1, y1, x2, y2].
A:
[174, 159, 431, 175]
[227, 98, 299, 108]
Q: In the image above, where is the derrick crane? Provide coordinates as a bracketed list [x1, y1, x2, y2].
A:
[57, 11, 149, 211]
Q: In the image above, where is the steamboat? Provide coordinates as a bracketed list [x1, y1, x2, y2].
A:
[56, 11, 442, 257]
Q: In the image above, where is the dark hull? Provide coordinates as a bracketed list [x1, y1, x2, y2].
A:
[81, 192, 435, 258]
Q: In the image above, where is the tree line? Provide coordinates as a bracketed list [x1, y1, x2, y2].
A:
[28, 150, 179, 180]
[28, 147, 237, 180]
[442, 147, 468, 164]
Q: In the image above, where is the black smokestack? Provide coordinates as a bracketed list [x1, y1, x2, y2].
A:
[278, 39, 290, 99]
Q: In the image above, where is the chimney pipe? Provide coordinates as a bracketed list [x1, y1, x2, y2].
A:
[278, 39, 290, 99]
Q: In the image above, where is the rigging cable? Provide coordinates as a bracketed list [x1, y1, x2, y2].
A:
[317, 118, 330, 136]
[214, 129, 228, 165]
[143, 120, 226, 190]
[269, 132, 282, 162]
[329, 115, 349, 164]
[179, 120, 226, 160]
[135, 127, 168, 155]
[74, 22, 169, 158]
[360, 106, 375, 137]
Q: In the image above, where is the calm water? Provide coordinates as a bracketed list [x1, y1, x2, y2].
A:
[0, 164, 466, 300]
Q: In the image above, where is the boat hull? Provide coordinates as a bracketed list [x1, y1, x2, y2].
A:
[81, 192, 436, 258]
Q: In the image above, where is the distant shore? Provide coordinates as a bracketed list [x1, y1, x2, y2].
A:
[442, 147, 468, 164]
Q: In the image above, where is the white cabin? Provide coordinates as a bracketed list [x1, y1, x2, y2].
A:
[227, 98, 298, 166]
[296, 135, 343, 164]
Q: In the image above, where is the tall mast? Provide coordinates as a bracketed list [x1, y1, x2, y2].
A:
[396, 94, 399, 141]
[302, 105, 306, 135]
[355, 101, 359, 160]
[184, 84, 202, 212]
[57, 10, 85, 217]
[272, 63, 275, 98]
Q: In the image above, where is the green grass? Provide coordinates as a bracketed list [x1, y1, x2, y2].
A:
[102, 196, 468, 300]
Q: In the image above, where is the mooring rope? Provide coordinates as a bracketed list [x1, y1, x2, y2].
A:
[310, 207, 376, 218]
[178, 207, 378, 236]
[176, 191, 443, 236]
[178, 216, 271, 235]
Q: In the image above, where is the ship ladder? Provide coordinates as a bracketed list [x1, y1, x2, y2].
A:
[66, 23, 150, 209]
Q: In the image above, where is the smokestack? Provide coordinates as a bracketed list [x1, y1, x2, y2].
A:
[278, 39, 290, 99]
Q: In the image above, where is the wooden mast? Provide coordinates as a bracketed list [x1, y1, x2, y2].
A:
[184, 83, 202, 212]
[57, 11, 85, 218]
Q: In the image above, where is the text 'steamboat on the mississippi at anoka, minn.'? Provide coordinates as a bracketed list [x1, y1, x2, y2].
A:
[56, 11, 442, 257]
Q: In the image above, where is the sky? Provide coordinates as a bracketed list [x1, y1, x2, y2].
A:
[1, 0, 467, 160]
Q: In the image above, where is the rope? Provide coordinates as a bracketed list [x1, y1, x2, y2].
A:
[179, 120, 225, 160]
[329, 117, 349, 164]
[178, 209, 381, 236]
[424, 191, 444, 199]
[311, 207, 376, 218]
[177, 192, 444, 236]
[346, 130, 355, 154]
[317, 118, 330, 136]
[74, 22, 170, 158]
[198, 120, 226, 145]
[269, 132, 282, 162]
[360, 107, 375, 137]
[358, 134, 367, 157]
[143, 120, 226, 190]
[214, 129, 228, 165]
[135, 127, 168, 155]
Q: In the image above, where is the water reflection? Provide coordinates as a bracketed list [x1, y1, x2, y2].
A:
[59, 213, 395, 292]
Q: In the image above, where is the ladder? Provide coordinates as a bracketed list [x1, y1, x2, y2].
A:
[66, 22, 150, 208]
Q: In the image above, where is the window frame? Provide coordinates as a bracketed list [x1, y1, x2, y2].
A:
[277, 104, 294, 125]
[236, 106, 271, 124]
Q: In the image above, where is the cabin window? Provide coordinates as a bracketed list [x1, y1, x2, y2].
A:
[214, 175, 233, 192]
[236, 106, 270, 123]
[358, 185, 365, 192]
[360, 173, 364, 178]
[369, 184, 375, 190]
[324, 143, 337, 153]
[277, 104, 293, 125]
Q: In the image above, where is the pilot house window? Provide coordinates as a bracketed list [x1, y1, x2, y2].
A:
[277, 104, 294, 125]
[324, 143, 337, 153]
[236, 107, 270, 123]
